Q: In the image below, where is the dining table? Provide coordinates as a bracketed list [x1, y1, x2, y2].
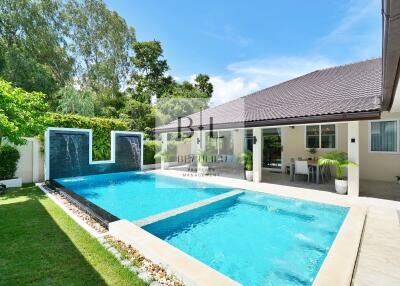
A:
[290, 160, 321, 184]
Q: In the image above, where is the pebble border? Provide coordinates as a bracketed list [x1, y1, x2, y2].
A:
[40, 185, 184, 286]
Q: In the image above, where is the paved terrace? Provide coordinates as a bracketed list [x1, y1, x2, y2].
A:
[151, 169, 400, 286]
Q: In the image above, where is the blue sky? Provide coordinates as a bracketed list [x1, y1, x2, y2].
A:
[105, 0, 381, 105]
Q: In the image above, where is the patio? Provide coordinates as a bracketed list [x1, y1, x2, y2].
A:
[168, 163, 400, 202]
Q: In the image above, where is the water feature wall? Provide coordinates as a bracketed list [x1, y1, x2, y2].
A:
[45, 128, 143, 180]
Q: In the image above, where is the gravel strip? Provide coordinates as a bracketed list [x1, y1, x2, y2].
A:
[102, 236, 184, 286]
[48, 188, 184, 286]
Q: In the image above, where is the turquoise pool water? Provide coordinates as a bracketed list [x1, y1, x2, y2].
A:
[55, 172, 232, 221]
[144, 192, 348, 286]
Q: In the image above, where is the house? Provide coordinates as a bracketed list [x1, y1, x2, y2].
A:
[154, 0, 400, 198]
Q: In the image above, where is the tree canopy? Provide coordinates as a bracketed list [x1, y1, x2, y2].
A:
[0, 0, 214, 139]
[0, 79, 48, 145]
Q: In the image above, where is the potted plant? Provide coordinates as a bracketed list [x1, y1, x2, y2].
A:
[0, 143, 21, 189]
[154, 150, 169, 170]
[240, 150, 253, 181]
[308, 148, 317, 160]
[197, 150, 209, 175]
[318, 151, 357, 194]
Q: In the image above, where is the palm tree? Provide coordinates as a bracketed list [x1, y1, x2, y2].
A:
[318, 151, 357, 180]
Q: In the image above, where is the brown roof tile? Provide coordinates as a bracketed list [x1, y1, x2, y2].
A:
[156, 58, 382, 132]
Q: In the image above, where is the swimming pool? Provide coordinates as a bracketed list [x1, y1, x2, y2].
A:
[144, 191, 349, 286]
[54, 171, 349, 285]
[55, 171, 232, 221]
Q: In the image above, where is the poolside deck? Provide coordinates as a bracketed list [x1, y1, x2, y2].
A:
[152, 169, 400, 286]
[169, 165, 400, 201]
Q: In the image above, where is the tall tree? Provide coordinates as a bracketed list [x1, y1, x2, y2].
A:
[0, 0, 73, 106]
[194, 74, 213, 97]
[129, 41, 173, 103]
[56, 85, 95, 117]
[64, 0, 135, 114]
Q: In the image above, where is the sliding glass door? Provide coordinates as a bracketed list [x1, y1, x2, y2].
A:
[263, 128, 282, 170]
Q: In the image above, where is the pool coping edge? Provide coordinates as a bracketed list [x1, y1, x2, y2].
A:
[109, 219, 241, 286]
[312, 206, 367, 286]
[133, 189, 243, 227]
[149, 170, 368, 286]
[44, 179, 119, 229]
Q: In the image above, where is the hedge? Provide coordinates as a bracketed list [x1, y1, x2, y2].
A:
[0, 144, 20, 180]
[143, 140, 160, 165]
[45, 113, 130, 161]
[143, 140, 178, 165]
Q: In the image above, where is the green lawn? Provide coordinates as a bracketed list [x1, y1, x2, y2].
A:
[0, 185, 147, 286]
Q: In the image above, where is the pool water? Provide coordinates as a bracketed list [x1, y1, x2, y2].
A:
[145, 192, 348, 286]
[55, 172, 232, 221]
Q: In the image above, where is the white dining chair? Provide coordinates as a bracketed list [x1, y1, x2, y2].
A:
[294, 160, 312, 184]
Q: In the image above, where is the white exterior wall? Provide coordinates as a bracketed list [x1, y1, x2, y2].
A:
[14, 137, 44, 183]
[359, 112, 400, 182]
[280, 112, 400, 183]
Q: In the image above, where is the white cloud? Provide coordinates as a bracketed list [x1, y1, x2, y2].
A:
[206, 0, 381, 106]
[208, 56, 335, 106]
[209, 76, 260, 106]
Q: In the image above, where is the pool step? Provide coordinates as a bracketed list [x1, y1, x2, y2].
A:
[272, 266, 313, 286]
[237, 197, 316, 222]
[294, 233, 328, 253]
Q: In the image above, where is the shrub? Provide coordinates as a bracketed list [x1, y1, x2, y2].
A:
[0, 79, 47, 145]
[0, 144, 20, 180]
[45, 113, 130, 161]
[144, 140, 178, 164]
[144, 140, 160, 165]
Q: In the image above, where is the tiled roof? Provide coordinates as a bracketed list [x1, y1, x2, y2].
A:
[156, 58, 382, 132]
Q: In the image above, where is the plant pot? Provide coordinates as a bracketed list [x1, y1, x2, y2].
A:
[245, 170, 253, 181]
[0, 178, 22, 188]
[335, 179, 348, 194]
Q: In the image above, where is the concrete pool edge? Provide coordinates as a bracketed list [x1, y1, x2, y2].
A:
[43, 179, 119, 228]
[40, 170, 368, 285]
[312, 206, 367, 286]
[109, 206, 366, 286]
[133, 189, 243, 227]
[148, 170, 367, 286]
[109, 219, 240, 286]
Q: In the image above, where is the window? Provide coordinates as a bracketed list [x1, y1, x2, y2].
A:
[205, 130, 234, 155]
[306, 125, 320, 148]
[369, 120, 399, 152]
[305, 124, 336, 149]
[245, 130, 253, 152]
[218, 131, 233, 155]
[321, 124, 336, 148]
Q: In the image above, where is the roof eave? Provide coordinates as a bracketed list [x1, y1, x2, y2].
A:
[153, 110, 381, 133]
[382, 0, 400, 111]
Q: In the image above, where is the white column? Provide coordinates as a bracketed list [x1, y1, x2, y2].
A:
[32, 138, 40, 182]
[161, 133, 168, 170]
[253, 127, 263, 183]
[347, 121, 359, 196]
[197, 129, 206, 171]
[199, 129, 206, 151]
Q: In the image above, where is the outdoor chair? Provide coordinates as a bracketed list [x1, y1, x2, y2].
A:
[294, 160, 313, 184]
